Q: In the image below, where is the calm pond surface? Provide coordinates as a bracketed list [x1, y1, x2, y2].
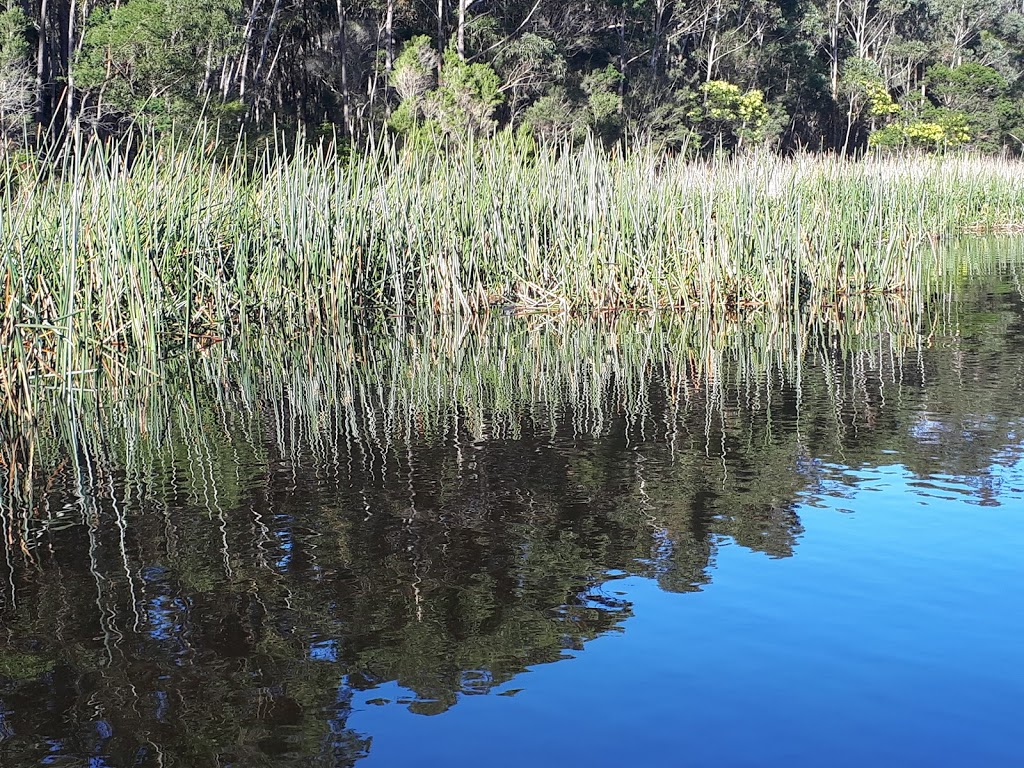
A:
[1, 256, 1023, 767]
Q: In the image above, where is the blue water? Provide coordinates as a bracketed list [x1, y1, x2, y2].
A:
[3, 274, 1024, 767]
[351, 462, 1024, 767]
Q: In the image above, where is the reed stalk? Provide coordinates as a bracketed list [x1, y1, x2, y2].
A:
[3, 133, 1023, 374]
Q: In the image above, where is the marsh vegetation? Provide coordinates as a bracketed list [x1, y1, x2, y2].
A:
[4, 134, 1023, 369]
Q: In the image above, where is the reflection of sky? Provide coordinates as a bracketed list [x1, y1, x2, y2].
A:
[348, 457, 1024, 767]
[146, 595, 178, 642]
[154, 689, 169, 723]
[310, 639, 339, 662]
[909, 412, 953, 444]
[41, 739, 65, 765]
[141, 565, 190, 662]
[274, 514, 294, 570]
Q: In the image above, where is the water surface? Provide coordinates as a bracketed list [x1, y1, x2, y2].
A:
[1, 261, 1023, 767]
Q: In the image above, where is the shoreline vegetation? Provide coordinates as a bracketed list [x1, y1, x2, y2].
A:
[3, 135, 1024, 332]
[1, 232, 1020, 452]
[2, 130, 1024, 493]
[2, 255, 1022, 546]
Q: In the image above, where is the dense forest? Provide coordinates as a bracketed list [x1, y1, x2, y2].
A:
[3, 0, 1024, 154]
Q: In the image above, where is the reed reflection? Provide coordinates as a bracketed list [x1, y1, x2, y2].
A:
[2, 267, 1024, 767]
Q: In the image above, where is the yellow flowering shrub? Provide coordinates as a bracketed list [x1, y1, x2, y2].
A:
[868, 113, 972, 150]
[690, 80, 769, 130]
[865, 82, 900, 117]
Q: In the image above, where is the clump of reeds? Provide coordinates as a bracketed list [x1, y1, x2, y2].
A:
[2, 129, 1024, 386]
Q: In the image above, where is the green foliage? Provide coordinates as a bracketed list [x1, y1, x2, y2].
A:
[389, 36, 439, 134]
[493, 32, 567, 119]
[388, 99, 419, 134]
[859, 60, 1024, 153]
[581, 65, 623, 141]
[0, 7, 32, 142]
[74, 0, 238, 127]
[995, 97, 1024, 150]
[390, 35, 438, 102]
[841, 58, 900, 118]
[0, 6, 29, 65]
[926, 62, 1007, 104]
[924, 63, 1009, 151]
[524, 87, 585, 143]
[520, 67, 626, 146]
[430, 47, 504, 136]
[389, 41, 503, 139]
[869, 110, 973, 150]
[638, 100, 699, 152]
[686, 80, 771, 150]
[5, 0, 1024, 153]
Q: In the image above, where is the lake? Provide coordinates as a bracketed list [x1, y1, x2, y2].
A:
[1, 248, 1022, 767]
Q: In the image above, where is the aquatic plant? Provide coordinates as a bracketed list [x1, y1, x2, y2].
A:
[3, 132, 1024, 379]
[2, 131, 1024, 496]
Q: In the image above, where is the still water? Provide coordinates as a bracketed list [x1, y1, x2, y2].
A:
[1, 267, 1023, 767]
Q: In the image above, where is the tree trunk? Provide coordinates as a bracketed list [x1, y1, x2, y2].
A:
[384, 0, 395, 71]
[651, 0, 669, 79]
[437, 0, 447, 64]
[337, 0, 352, 137]
[829, 0, 841, 99]
[239, 0, 262, 100]
[618, 4, 626, 113]
[457, 0, 466, 60]
[36, 0, 50, 124]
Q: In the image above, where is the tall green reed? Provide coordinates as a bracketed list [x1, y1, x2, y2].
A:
[4, 132, 1023, 371]
[2, 130, 1023, 496]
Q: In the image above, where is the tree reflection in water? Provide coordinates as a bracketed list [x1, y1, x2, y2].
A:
[2, 266, 1024, 767]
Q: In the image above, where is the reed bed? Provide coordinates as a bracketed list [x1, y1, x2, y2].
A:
[3, 134, 1024, 378]
[2, 133, 1022, 490]
[0, 136, 1019, 424]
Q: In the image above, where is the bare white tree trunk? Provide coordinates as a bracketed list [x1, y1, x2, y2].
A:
[384, 0, 395, 70]
[457, 0, 466, 59]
